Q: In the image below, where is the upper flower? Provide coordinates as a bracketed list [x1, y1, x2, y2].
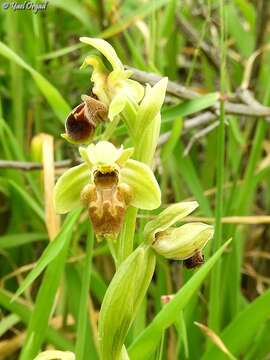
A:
[54, 141, 161, 240]
[80, 37, 144, 122]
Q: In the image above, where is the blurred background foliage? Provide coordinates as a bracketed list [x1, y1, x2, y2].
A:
[1, 0, 270, 359]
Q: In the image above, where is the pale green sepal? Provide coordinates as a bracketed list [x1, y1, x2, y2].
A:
[135, 77, 168, 135]
[117, 147, 134, 166]
[33, 350, 75, 360]
[83, 141, 123, 166]
[144, 201, 199, 243]
[121, 347, 130, 360]
[120, 159, 161, 210]
[99, 245, 156, 360]
[125, 79, 144, 104]
[81, 55, 110, 105]
[53, 163, 90, 214]
[79, 146, 93, 168]
[152, 223, 214, 260]
[108, 69, 131, 83]
[108, 94, 127, 121]
[61, 133, 91, 145]
[80, 37, 124, 70]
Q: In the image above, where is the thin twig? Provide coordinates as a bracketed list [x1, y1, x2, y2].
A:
[0, 159, 80, 171]
[176, 15, 220, 69]
[126, 66, 270, 117]
[184, 121, 220, 155]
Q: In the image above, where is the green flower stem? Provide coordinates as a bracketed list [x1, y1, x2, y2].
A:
[75, 226, 95, 360]
[117, 207, 138, 265]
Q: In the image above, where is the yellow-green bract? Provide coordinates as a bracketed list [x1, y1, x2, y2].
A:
[98, 245, 156, 360]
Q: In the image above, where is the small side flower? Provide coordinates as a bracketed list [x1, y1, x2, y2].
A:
[144, 202, 214, 266]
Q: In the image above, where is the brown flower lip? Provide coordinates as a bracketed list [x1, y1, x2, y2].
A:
[65, 95, 108, 144]
[81, 170, 132, 241]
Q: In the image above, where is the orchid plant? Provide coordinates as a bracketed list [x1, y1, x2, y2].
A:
[50, 38, 214, 360]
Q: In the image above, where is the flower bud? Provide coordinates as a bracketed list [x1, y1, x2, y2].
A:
[62, 95, 107, 144]
[99, 245, 156, 360]
[152, 222, 214, 260]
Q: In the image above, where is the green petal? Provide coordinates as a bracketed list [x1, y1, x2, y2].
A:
[124, 79, 144, 103]
[144, 201, 199, 242]
[135, 77, 168, 135]
[116, 147, 134, 167]
[80, 37, 124, 70]
[81, 55, 110, 105]
[108, 70, 144, 104]
[53, 163, 90, 214]
[120, 159, 161, 210]
[108, 94, 127, 121]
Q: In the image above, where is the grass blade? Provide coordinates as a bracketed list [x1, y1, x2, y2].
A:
[202, 287, 270, 359]
[162, 92, 219, 123]
[0, 41, 70, 123]
[128, 239, 232, 359]
[12, 209, 81, 300]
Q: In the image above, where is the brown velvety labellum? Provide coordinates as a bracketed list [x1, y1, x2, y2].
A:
[184, 251, 205, 269]
[65, 96, 107, 143]
[66, 102, 95, 142]
[82, 95, 108, 123]
[81, 171, 131, 239]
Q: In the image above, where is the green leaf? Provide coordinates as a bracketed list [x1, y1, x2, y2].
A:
[162, 92, 220, 122]
[12, 209, 81, 301]
[0, 233, 48, 249]
[0, 289, 73, 350]
[202, 287, 270, 360]
[20, 233, 75, 360]
[121, 159, 161, 210]
[0, 41, 70, 123]
[51, 0, 93, 29]
[9, 180, 44, 222]
[99, 245, 156, 360]
[54, 163, 89, 214]
[0, 314, 20, 337]
[98, 0, 169, 39]
[128, 239, 232, 359]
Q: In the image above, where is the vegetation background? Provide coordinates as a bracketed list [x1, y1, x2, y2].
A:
[0, 0, 270, 359]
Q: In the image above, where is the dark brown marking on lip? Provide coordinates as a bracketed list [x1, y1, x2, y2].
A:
[81, 171, 132, 239]
[65, 95, 108, 143]
[184, 251, 205, 269]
